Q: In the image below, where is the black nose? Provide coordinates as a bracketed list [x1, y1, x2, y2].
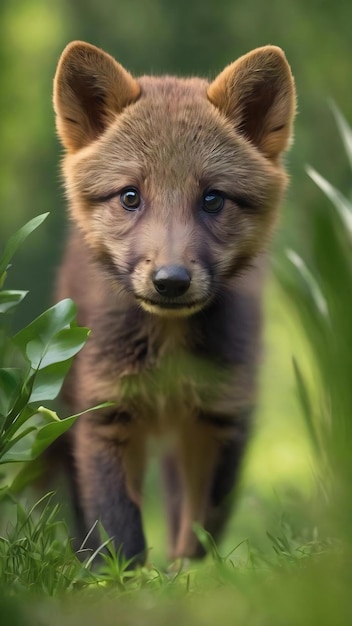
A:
[152, 265, 191, 298]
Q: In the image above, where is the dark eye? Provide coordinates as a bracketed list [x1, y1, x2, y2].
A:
[120, 187, 141, 211]
[202, 190, 225, 213]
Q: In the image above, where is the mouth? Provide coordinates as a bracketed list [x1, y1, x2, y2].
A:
[135, 296, 208, 316]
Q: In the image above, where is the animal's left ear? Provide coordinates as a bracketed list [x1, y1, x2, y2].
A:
[207, 46, 296, 160]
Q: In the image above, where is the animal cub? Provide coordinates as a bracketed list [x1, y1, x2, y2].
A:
[53, 41, 295, 565]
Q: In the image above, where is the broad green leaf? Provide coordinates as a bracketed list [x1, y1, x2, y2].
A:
[23, 326, 89, 370]
[0, 426, 38, 459]
[26, 338, 44, 368]
[29, 359, 72, 402]
[14, 298, 78, 355]
[0, 415, 77, 463]
[0, 290, 28, 314]
[0, 213, 49, 278]
[0, 403, 111, 463]
[9, 457, 46, 494]
[0, 368, 24, 418]
[28, 415, 79, 459]
[39, 327, 90, 369]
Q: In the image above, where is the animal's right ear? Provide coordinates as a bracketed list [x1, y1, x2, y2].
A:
[53, 41, 140, 152]
[207, 46, 296, 161]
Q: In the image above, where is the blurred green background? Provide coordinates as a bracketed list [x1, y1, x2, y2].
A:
[1, 0, 351, 316]
[1, 0, 351, 559]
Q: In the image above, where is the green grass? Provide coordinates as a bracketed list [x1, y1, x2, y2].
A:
[0, 280, 320, 624]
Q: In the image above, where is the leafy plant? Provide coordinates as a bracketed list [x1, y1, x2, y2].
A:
[0, 214, 91, 493]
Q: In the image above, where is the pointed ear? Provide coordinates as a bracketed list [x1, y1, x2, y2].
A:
[53, 41, 140, 152]
[207, 46, 296, 160]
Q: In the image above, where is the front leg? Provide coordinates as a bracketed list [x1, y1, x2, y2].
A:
[72, 412, 147, 566]
[171, 410, 252, 560]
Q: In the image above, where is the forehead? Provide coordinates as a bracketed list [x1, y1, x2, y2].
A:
[72, 76, 274, 195]
[111, 77, 241, 175]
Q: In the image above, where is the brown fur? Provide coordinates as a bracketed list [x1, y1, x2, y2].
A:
[53, 41, 295, 564]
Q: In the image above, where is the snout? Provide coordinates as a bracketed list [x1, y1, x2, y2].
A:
[131, 258, 211, 317]
[152, 265, 191, 298]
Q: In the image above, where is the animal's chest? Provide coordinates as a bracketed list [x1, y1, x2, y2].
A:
[116, 349, 224, 431]
[84, 312, 235, 431]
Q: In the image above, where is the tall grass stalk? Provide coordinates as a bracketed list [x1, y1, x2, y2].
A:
[277, 106, 352, 543]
